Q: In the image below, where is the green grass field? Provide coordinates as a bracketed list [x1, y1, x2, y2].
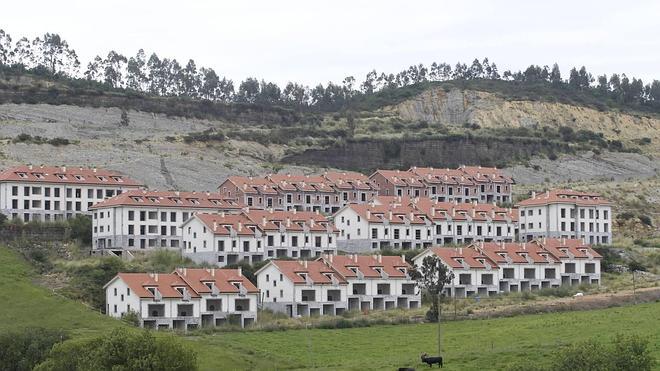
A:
[1, 246, 658, 370]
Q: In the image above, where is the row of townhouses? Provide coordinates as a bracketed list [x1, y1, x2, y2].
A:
[105, 268, 259, 330]
[180, 209, 338, 265]
[412, 238, 602, 297]
[218, 172, 380, 213]
[334, 196, 518, 252]
[106, 255, 420, 328]
[370, 166, 514, 203]
[0, 165, 142, 222]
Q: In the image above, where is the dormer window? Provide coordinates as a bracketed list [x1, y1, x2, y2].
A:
[175, 287, 185, 295]
[147, 197, 158, 203]
[232, 282, 241, 290]
[96, 176, 107, 182]
[169, 197, 182, 204]
[131, 196, 143, 203]
[32, 172, 45, 179]
[56, 174, 66, 180]
[17, 172, 28, 179]
[146, 287, 156, 295]
[349, 267, 358, 274]
[188, 198, 200, 205]
[74, 175, 85, 181]
[205, 282, 214, 290]
[111, 176, 123, 182]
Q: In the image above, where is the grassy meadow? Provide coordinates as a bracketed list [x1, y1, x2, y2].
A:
[1, 246, 658, 370]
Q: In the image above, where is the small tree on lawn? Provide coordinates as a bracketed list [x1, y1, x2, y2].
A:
[410, 255, 453, 322]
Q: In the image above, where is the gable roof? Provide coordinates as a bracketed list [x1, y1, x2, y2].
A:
[90, 190, 244, 210]
[517, 189, 611, 207]
[0, 165, 142, 187]
[321, 254, 410, 279]
[111, 273, 199, 299]
[422, 247, 499, 270]
[471, 241, 560, 265]
[173, 268, 258, 294]
[531, 237, 602, 260]
[268, 260, 347, 285]
[192, 209, 337, 236]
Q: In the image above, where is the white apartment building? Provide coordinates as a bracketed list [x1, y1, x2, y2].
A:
[413, 247, 501, 298]
[320, 254, 420, 311]
[0, 165, 142, 222]
[333, 196, 517, 252]
[181, 209, 338, 266]
[104, 268, 258, 330]
[256, 260, 349, 317]
[90, 190, 243, 251]
[471, 241, 562, 292]
[517, 189, 612, 245]
[533, 237, 602, 285]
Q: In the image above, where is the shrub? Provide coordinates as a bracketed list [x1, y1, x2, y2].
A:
[35, 328, 197, 371]
[638, 215, 653, 227]
[0, 327, 69, 371]
[68, 215, 92, 245]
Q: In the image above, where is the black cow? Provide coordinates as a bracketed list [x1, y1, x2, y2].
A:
[420, 353, 443, 368]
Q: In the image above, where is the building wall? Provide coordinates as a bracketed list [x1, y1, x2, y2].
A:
[519, 204, 612, 244]
[105, 278, 141, 318]
[0, 181, 137, 222]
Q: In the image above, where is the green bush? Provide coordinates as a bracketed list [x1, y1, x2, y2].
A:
[35, 328, 197, 371]
[0, 327, 69, 371]
[68, 215, 92, 245]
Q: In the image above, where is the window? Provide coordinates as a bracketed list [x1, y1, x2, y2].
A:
[291, 236, 298, 247]
[128, 210, 134, 221]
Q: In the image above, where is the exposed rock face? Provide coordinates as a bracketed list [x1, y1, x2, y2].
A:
[385, 87, 660, 154]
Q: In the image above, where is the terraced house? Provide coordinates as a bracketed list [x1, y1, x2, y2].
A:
[333, 196, 517, 252]
[370, 165, 514, 203]
[319, 254, 421, 311]
[412, 237, 601, 297]
[90, 190, 243, 251]
[413, 247, 501, 298]
[181, 209, 338, 266]
[218, 172, 379, 214]
[517, 189, 612, 245]
[256, 260, 349, 317]
[0, 165, 142, 222]
[104, 268, 258, 330]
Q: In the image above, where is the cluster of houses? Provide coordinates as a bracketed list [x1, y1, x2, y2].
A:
[0, 164, 608, 327]
[106, 253, 420, 329]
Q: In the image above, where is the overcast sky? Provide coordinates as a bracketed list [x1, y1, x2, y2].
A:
[2, 0, 659, 86]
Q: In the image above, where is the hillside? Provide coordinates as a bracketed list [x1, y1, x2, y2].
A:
[0, 74, 659, 190]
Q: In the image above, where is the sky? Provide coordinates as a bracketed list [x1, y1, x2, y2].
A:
[1, 0, 659, 87]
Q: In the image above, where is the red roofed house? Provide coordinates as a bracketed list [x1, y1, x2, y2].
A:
[517, 189, 612, 245]
[531, 237, 602, 285]
[412, 247, 500, 297]
[104, 267, 258, 330]
[218, 172, 379, 214]
[90, 190, 244, 250]
[333, 196, 517, 252]
[181, 209, 338, 266]
[319, 254, 420, 311]
[0, 165, 142, 222]
[470, 241, 562, 292]
[256, 260, 348, 317]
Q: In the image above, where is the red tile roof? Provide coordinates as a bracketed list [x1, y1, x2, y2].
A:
[472, 241, 560, 265]
[517, 189, 611, 207]
[270, 260, 348, 285]
[89, 190, 244, 210]
[424, 247, 499, 269]
[411, 197, 518, 222]
[370, 169, 425, 187]
[321, 254, 410, 279]
[192, 209, 337, 236]
[0, 165, 142, 186]
[112, 273, 199, 299]
[173, 268, 258, 294]
[342, 203, 429, 225]
[532, 238, 602, 260]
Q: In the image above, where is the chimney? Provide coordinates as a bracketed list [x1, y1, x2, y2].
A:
[315, 209, 320, 215]
[245, 207, 250, 213]
[389, 211, 393, 220]
[286, 217, 291, 227]
[154, 273, 159, 282]
[452, 208, 456, 217]
[545, 190, 550, 198]
[459, 247, 463, 255]
[471, 208, 476, 217]
[293, 209, 297, 215]
[473, 200, 477, 207]
[491, 209, 495, 218]
[238, 267, 242, 276]
[522, 243, 527, 250]
[262, 216, 267, 226]
[303, 260, 308, 268]
[221, 212, 225, 218]
[28, 164, 33, 170]
[329, 254, 333, 263]
[354, 254, 358, 263]
[542, 236, 546, 244]
[431, 207, 436, 217]
[531, 191, 536, 199]
[211, 268, 215, 277]
[378, 254, 382, 263]
[61, 166, 66, 172]
[213, 221, 217, 231]
[367, 210, 371, 219]
[183, 267, 187, 275]
[309, 218, 315, 227]
[401, 254, 406, 263]
[238, 222, 243, 232]
[409, 212, 414, 221]
[175, 191, 180, 196]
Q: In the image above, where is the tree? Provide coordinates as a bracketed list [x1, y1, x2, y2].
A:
[410, 255, 453, 322]
[236, 77, 260, 103]
[12, 37, 34, 68]
[549, 63, 562, 86]
[120, 109, 130, 127]
[470, 58, 484, 79]
[596, 74, 609, 94]
[68, 215, 92, 245]
[568, 67, 580, 89]
[31, 33, 79, 76]
[102, 51, 127, 88]
[34, 328, 197, 371]
[126, 49, 148, 91]
[346, 110, 356, 138]
[83, 55, 103, 81]
[0, 328, 69, 371]
[0, 29, 12, 66]
[181, 59, 201, 97]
